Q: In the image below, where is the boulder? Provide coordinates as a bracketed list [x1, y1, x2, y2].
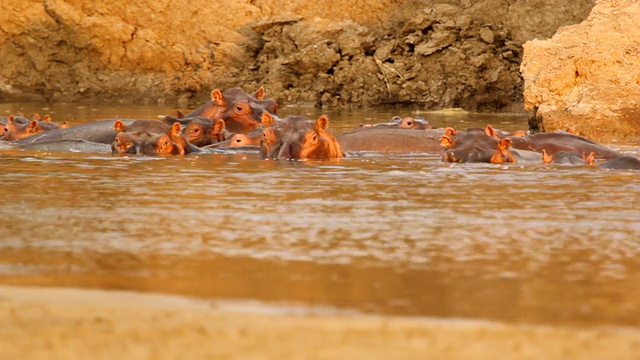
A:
[521, 0, 640, 142]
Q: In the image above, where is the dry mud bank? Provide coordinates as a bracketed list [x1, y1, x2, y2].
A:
[0, 0, 593, 110]
[0, 286, 638, 360]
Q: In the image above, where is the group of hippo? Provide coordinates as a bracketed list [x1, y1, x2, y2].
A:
[1, 87, 639, 170]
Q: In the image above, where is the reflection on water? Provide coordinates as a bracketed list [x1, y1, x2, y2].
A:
[0, 102, 639, 328]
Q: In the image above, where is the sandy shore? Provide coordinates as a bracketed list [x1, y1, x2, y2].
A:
[0, 286, 638, 360]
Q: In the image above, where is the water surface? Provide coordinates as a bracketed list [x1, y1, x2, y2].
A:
[0, 102, 639, 329]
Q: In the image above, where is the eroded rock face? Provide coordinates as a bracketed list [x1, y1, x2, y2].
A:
[521, 0, 640, 142]
[1, 0, 593, 110]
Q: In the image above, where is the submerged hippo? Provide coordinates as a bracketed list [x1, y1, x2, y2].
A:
[542, 150, 595, 165]
[1, 116, 66, 141]
[508, 132, 622, 160]
[12, 118, 140, 146]
[112, 132, 185, 156]
[599, 156, 640, 170]
[444, 125, 623, 161]
[399, 117, 432, 130]
[180, 118, 228, 147]
[441, 126, 541, 163]
[260, 114, 343, 160]
[111, 119, 200, 155]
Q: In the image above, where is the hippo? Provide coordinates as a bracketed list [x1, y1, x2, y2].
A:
[444, 124, 622, 161]
[508, 132, 622, 160]
[357, 115, 432, 130]
[180, 118, 228, 147]
[260, 115, 343, 160]
[228, 131, 262, 147]
[111, 119, 200, 155]
[112, 132, 184, 156]
[599, 156, 640, 170]
[12, 118, 139, 146]
[441, 130, 500, 163]
[1, 116, 65, 141]
[180, 87, 278, 134]
[441, 128, 540, 163]
[398, 117, 432, 130]
[542, 150, 595, 165]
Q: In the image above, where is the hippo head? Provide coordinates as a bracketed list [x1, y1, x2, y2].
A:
[228, 133, 261, 147]
[139, 134, 185, 156]
[260, 115, 343, 160]
[441, 126, 505, 163]
[542, 149, 595, 165]
[1, 116, 44, 141]
[111, 132, 138, 154]
[182, 118, 226, 147]
[489, 138, 516, 164]
[207, 87, 278, 134]
[399, 117, 432, 130]
[111, 119, 186, 155]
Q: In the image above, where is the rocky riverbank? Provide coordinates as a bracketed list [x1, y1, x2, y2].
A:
[521, 0, 640, 142]
[1, 0, 592, 111]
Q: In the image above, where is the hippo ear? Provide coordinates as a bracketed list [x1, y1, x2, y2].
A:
[42, 114, 52, 122]
[30, 113, 41, 120]
[255, 87, 265, 100]
[171, 122, 182, 135]
[566, 128, 575, 134]
[211, 89, 226, 107]
[440, 135, 455, 148]
[315, 115, 329, 131]
[484, 125, 496, 138]
[60, 122, 69, 129]
[499, 138, 512, 149]
[212, 119, 225, 134]
[444, 127, 457, 136]
[262, 112, 275, 127]
[176, 110, 185, 119]
[27, 120, 39, 133]
[583, 152, 595, 165]
[7, 116, 15, 125]
[541, 149, 553, 164]
[114, 120, 126, 132]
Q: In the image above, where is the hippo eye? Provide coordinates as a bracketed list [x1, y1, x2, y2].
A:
[407, 121, 413, 126]
[234, 102, 250, 114]
[193, 128, 200, 133]
[235, 138, 242, 143]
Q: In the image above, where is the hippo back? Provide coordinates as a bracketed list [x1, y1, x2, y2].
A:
[336, 127, 444, 153]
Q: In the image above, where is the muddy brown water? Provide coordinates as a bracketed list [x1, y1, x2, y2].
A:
[1, 102, 639, 329]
